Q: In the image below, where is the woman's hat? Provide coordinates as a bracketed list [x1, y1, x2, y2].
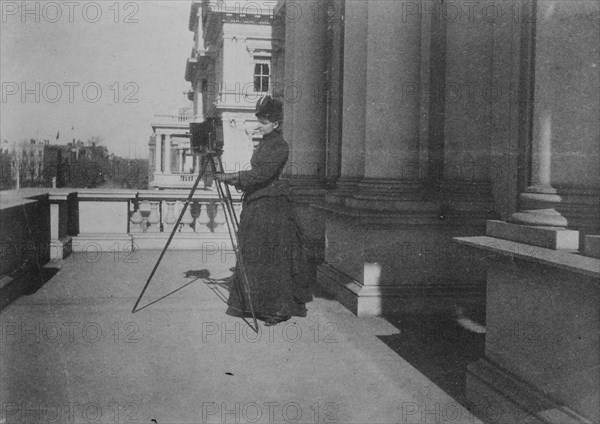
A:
[255, 96, 283, 122]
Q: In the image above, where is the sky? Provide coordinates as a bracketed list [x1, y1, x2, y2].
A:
[1, 0, 193, 158]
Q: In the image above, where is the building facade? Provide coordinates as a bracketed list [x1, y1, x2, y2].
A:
[1, 139, 47, 187]
[269, 1, 599, 423]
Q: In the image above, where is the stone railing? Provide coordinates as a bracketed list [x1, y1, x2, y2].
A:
[76, 189, 240, 252]
[153, 114, 194, 124]
[179, 174, 196, 183]
[150, 173, 213, 190]
[0, 188, 241, 262]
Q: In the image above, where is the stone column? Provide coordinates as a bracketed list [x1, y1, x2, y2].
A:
[515, 2, 598, 231]
[363, 1, 422, 184]
[339, 0, 367, 182]
[163, 133, 172, 174]
[510, 107, 567, 226]
[179, 149, 184, 172]
[154, 132, 163, 175]
[284, 1, 327, 180]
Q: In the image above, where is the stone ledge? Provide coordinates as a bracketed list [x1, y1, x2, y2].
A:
[486, 220, 579, 250]
[77, 190, 136, 200]
[312, 202, 443, 228]
[584, 235, 600, 259]
[454, 236, 600, 279]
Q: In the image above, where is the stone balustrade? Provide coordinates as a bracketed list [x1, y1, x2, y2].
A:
[129, 196, 228, 235]
[0, 189, 241, 263]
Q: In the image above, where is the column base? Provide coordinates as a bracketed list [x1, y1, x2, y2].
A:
[486, 220, 579, 250]
[50, 236, 72, 260]
[317, 262, 484, 316]
[510, 208, 569, 227]
[466, 358, 593, 424]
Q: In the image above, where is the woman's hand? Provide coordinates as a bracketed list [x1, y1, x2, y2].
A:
[214, 172, 239, 185]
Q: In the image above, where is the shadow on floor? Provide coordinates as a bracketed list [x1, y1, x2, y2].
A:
[0, 265, 60, 312]
[378, 311, 485, 408]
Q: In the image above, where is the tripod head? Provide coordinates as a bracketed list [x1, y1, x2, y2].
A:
[190, 118, 223, 156]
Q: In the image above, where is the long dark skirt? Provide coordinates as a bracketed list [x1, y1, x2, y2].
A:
[226, 196, 313, 319]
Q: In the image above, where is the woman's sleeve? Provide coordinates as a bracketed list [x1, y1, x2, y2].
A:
[237, 141, 289, 189]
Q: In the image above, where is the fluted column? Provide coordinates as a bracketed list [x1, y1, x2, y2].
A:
[154, 132, 163, 175]
[163, 133, 172, 175]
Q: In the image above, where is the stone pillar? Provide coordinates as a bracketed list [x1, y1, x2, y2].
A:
[284, 1, 327, 180]
[339, 0, 367, 182]
[363, 1, 422, 184]
[154, 132, 162, 174]
[359, 1, 424, 200]
[163, 133, 172, 174]
[179, 149, 184, 172]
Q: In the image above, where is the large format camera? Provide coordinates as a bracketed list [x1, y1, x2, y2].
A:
[189, 118, 223, 155]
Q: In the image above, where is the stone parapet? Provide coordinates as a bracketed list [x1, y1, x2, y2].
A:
[455, 234, 600, 424]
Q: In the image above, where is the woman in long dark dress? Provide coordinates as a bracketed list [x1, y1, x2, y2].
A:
[215, 96, 313, 326]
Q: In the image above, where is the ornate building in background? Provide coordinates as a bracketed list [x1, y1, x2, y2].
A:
[148, 105, 199, 189]
[150, 0, 278, 189]
[185, 0, 279, 175]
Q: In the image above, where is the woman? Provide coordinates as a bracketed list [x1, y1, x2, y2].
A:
[215, 96, 313, 326]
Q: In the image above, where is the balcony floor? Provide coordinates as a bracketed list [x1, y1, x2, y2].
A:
[1, 250, 482, 424]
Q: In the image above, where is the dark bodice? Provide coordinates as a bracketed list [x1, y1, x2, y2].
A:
[237, 131, 290, 203]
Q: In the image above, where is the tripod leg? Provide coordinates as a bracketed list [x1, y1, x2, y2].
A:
[132, 155, 209, 313]
[216, 156, 240, 230]
[211, 157, 259, 333]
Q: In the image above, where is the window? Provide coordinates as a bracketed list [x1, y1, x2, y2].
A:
[253, 61, 270, 93]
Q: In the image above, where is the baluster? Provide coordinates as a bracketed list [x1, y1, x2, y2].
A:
[139, 200, 150, 232]
[163, 201, 177, 232]
[147, 201, 161, 232]
[213, 202, 226, 233]
[191, 201, 200, 232]
[180, 201, 194, 232]
[195, 202, 211, 233]
[129, 201, 143, 233]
